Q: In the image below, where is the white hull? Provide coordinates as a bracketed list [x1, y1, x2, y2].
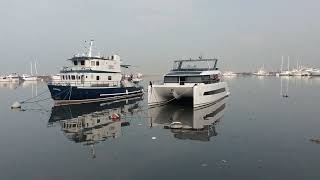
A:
[0, 78, 20, 82]
[23, 77, 39, 81]
[148, 82, 229, 108]
[309, 71, 320, 76]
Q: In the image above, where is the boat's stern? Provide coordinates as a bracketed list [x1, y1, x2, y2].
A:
[148, 84, 194, 106]
[148, 82, 229, 107]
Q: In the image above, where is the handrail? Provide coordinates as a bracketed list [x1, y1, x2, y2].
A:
[48, 80, 121, 87]
[151, 79, 221, 85]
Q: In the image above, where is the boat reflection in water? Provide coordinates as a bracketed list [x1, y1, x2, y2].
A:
[148, 97, 228, 141]
[48, 95, 143, 158]
[0, 81, 22, 89]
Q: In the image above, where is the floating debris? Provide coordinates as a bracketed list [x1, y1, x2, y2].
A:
[151, 137, 157, 140]
[310, 138, 320, 144]
[221, 160, 228, 163]
[11, 101, 21, 109]
[169, 122, 183, 129]
[201, 163, 208, 167]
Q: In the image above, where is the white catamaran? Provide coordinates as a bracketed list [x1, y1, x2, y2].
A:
[148, 58, 229, 108]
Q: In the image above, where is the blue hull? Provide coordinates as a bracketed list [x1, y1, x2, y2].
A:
[48, 85, 144, 105]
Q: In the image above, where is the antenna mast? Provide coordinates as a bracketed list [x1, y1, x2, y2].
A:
[88, 40, 94, 57]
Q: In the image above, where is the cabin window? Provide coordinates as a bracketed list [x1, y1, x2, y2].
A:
[86, 76, 88, 78]
[73, 61, 78, 66]
[68, 75, 71, 79]
[96, 61, 99, 66]
[164, 76, 179, 83]
[108, 76, 112, 80]
[185, 76, 202, 83]
[203, 88, 226, 95]
[96, 76, 100, 80]
[97, 119, 100, 123]
[71, 75, 75, 80]
[80, 61, 85, 65]
[62, 76, 65, 80]
[91, 61, 95, 66]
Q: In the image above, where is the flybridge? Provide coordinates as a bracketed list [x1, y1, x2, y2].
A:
[172, 58, 218, 71]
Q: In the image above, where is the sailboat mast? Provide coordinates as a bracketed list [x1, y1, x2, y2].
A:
[287, 56, 290, 71]
[88, 40, 94, 57]
[34, 61, 38, 75]
[30, 62, 33, 76]
[281, 56, 283, 72]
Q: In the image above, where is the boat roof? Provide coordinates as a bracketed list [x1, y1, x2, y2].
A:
[173, 58, 218, 63]
[172, 58, 218, 71]
[165, 70, 220, 76]
[68, 56, 110, 61]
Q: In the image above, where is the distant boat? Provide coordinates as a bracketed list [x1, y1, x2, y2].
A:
[289, 69, 310, 76]
[222, 71, 237, 77]
[0, 73, 21, 82]
[22, 74, 38, 81]
[277, 56, 291, 76]
[306, 68, 320, 76]
[287, 59, 310, 76]
[253, 65, 270, 76]
[22, 62, 39, 81]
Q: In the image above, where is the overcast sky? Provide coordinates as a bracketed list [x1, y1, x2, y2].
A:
[1, 0, 320, 75]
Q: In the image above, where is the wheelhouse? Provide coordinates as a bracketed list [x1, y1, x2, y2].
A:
[164, 59, 221, 85]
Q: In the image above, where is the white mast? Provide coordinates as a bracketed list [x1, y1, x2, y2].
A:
[280, 56, 283, 72]
[30, 62, 33, 76]
[287, 56, 290, 71]
[88, 40, 94, 57]
[34, 61, 38, 75]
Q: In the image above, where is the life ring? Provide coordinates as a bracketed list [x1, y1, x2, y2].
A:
[110, 113, 120, 121]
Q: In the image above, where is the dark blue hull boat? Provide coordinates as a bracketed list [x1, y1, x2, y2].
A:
[48, 84, 144, 105]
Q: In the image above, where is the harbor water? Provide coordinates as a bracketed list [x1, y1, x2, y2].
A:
[1, 76, 320, 180]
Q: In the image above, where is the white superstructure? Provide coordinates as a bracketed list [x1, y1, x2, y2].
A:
[0, 73, 21, 82]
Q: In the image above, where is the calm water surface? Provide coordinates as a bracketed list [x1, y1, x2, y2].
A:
[1, 76, 320, 180]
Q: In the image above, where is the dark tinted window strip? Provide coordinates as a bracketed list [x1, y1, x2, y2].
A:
[203, 88, 226, 95]
[203, 104, 226, 119]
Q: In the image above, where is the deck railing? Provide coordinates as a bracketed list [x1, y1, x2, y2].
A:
[48, 80, 121, 87]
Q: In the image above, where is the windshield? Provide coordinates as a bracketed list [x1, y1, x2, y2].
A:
[172, 59, 217, 71]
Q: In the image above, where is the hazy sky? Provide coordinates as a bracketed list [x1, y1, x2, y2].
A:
[1, 0, 320, 75]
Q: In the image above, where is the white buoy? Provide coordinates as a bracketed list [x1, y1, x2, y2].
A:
[11, 101, 22, 109]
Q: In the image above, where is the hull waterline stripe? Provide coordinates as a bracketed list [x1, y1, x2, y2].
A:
[100, 90, 142, 97]
[54, 92, 144, 106]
